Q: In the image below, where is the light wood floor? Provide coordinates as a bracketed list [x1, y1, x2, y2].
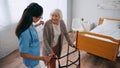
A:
[0, 49, 26, 68]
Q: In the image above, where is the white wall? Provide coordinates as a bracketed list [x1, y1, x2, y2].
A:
[0, 0, 67, 26]
[0, 0, 11, 26]
[67, 0, 72, 31]
[57, 0, 67, 25]
[72, 0, 120, 25]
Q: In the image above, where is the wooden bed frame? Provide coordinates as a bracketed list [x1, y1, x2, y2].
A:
[76, 18, 120, 61]
[99, 18, 120, 24]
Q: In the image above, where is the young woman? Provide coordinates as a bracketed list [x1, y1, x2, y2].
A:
[43, 9, 75, 68]
[15, 3, 50, 68]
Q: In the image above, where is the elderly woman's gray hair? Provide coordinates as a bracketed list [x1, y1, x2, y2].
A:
[50, 9, 63, 20]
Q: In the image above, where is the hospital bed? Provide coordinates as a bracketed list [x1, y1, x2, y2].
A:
[76, 18, 120, 61]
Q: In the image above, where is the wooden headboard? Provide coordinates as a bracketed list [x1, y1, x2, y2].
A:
[99, 18, 120, 25]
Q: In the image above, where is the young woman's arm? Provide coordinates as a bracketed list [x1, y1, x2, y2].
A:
[20, 53, 51, 63]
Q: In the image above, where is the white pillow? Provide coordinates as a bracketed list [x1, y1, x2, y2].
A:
[91, 19, 120, 40]
[101, 19, 120, 29]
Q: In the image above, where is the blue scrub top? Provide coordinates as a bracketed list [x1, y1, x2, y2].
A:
[18, 25, 40, 68]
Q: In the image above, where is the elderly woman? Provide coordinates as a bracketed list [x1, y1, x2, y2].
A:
[43, 9, 74, 68]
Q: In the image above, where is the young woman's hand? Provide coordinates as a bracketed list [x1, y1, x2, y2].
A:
[39, 21, 44, 25]
[43, 56, 51, 63]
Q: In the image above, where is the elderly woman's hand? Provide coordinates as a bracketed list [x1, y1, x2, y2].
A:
[39, 20, 44, 25]
[49, 51, 55, 57]
[71, 44, 77, 49]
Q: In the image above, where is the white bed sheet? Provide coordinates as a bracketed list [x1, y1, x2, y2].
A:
[91, 25, 120, 40]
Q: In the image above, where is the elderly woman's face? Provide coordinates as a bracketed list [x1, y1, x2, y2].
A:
[51, 13, 60, 24]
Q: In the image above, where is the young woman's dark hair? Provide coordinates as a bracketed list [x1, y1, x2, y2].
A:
[15, 3, 43, 37]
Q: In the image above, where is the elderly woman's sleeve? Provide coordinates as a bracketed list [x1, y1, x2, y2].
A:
[61, 20, 74, 46]
[43, 23, 53, 55]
